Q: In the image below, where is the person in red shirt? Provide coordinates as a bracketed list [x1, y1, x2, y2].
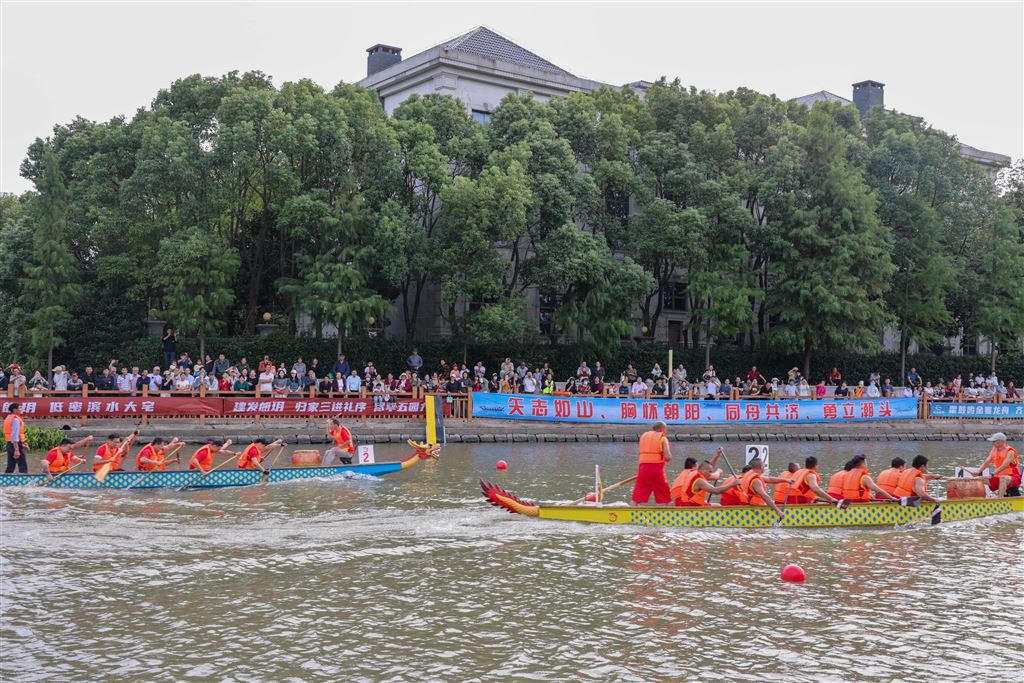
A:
[188, 438, 234, 474]
[92, 431, 138, 473]
[136, 437, 182, 472]
[236, 438, 284, 472]
[42, 436, 93, 480]
[324, 418, 356, 465]
[971, 433, 1021, 497]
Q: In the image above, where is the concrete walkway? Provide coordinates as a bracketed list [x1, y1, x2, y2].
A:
[33, 417, 1023, 445]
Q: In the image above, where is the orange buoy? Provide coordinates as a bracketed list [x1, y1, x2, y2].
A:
[584, 492, 598, 502]
[496, 460, 508, 471]
[780, 564, 806, 583]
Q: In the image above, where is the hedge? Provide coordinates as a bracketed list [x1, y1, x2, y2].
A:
[62, 333, 1024, 386]
[0, 427, 65, 451]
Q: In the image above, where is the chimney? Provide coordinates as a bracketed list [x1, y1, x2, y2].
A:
[367, 44, 402, 77]
[852, 80, 884, 118]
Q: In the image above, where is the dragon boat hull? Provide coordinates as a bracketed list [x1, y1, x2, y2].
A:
[481, 481, 1024, 528]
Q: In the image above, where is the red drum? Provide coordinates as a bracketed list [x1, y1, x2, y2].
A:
[291, 450, 321, 468]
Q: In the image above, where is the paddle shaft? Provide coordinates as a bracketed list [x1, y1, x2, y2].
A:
[42, 459, 88, 486]
[126, 443, 184, 490]
[571, 475, 637, 505]
[177, 445, 240, 490]
[95, 432, 139, 482]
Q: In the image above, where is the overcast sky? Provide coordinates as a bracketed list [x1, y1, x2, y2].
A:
[2, 1, 1021, 194]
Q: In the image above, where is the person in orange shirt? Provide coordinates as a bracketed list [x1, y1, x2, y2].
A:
[772, 462, 800, 504]
[671, 458, 738, 507]
[827, 455, 897, 503]
[236, 438, 284, 472]
[736, 458, 785, 519]
[875, 457, 906, 499]
[789, 456, 839, 505]
[4, 403, 29, 474]
[324, 418, 356, 465]
[892, 455, 939, 504]
[188, 438, 233, 474]
[631, 421, 672, 504]
[42, 436, 93, 480]
[92, 432, 138, 473]
[971, 433, 1021, 497]
[136, 437, 181, 472]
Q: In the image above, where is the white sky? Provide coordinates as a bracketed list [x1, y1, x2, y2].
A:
[2, 1, 1021, 194]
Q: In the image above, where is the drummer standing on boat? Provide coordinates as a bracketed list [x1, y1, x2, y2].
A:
[631, 421, 672, 505]
[324, 418, 355, 465]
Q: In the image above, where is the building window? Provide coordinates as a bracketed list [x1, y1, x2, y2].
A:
[472, 109, 493, 124]
[662, 282, 688, 311]
[539, 291, 563, 337]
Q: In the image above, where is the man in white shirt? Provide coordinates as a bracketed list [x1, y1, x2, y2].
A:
[52, 366, 69, 392]
[865, 382, 881, 398]
[345, 371, 362, 393]
[522, 373, 537, 394]
[115, 368, 133, 394]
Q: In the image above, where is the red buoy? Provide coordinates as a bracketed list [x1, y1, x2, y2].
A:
[780, 564, 806, 583]
[496, 460, 508, 471]
[584, 493, 598, 502]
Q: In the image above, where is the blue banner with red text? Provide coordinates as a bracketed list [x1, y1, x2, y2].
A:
[471, 393, 919, 424]
[928, 402, 1024, 419]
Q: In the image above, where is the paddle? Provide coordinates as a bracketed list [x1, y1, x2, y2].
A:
[40, 435, 95, 486]
[125, 442, 184, 491]
[176, 440, 236, 491]
[42, 459, 88, 487]
[257, 444, 287, 486]
[570, 475, 637, 505]
[95, 431, 139, 483]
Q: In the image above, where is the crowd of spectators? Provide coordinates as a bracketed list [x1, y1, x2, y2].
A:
[0, 349, 1020, 402]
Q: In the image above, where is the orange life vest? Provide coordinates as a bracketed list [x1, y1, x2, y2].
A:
[791, 468, 819, 503]
[893, 467, 925, 498]
[773, 471, 796, 504]
[45, 447, 72, 473]
[990, 446, 1021, 478]
[876, 467, 902, 496]
[638, 431, 667, 465]
[3, 414, 26, 443]
[237, 443, 262, 469]
[93, 443, 124, 472]
[330, 426, 355, 454]
[190, 445, 214, 471]
[671, 469, 707, 505]
[719, 475, 747, 505]
[826, 470, 846, 499]
[841, 467, 871, 502]
[740, 470, 767, 506]
[137, 444, 166, 472]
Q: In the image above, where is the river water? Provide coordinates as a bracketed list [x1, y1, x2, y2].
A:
[1, 441, 1022, 682]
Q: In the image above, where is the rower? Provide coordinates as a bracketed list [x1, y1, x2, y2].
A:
[324, 418, 356, 465]
[42, 436, 93, 480]
[92, 434, 134, 473]
[772, 462, 800, 504]
[137, 437, 180, 472]
[970, 432, 1021, 498]
[237, 438, 284, 472]
[630, 421, 672, 505]
[188, 439, 232, 475]
[671, 459, 740, 507]
[830, 455, 897, 503]
[790, 456, 839, 504]
[734, 458, 785, 519]
[718, 464, 752, 506]
[875, 457, 905, 499]
[892, 455, 940, 504]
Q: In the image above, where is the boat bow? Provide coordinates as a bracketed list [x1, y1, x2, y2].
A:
[400, 440, 441, 470]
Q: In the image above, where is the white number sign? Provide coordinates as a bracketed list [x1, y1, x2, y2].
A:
[745, 444, 769, 470]
[358, 445, 375, 464]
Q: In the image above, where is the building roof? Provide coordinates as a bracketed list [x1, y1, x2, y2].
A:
[792, 90, 852, 107]
[441, 27, 572, 76]
[958, 142, 1012, 167]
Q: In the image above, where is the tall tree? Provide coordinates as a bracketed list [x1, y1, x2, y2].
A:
[156, 226, 240, 361]
[766, 104, 894, 377]
[21, 152, 81, 374]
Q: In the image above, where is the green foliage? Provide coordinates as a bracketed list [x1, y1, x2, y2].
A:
[1, 426, 64, 451]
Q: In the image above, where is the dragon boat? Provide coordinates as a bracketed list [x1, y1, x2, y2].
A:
[480, 481, 1024, 529]
[0, 441, 440, 490]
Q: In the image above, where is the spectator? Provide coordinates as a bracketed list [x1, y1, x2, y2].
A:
[522, 372, 537, 394]
[650, 363, 663, 380]
[148, 368, 163, 392]
[28, 371, 49, 394]
[177, 352, 193, 372]
[301, 370, 317, 393]
[651, 377, 667, 396]
[834, 382, 850, 398]
[564, 377, 579, 394]
[258, 355, 273, 373]
[162, 326, 177, 369]
[407, 349, 424, 376]
[499, 357, 514, 379]
[473, 361, 486, 379]
[97, 368, 116, 392]
[798, 379, 811, 398]
[218, 372, 232, 392]
[292, 357, 307, 378]
[591, 375, 604, 395]
[594, 361, 606, 383]
[51, 365, 69, 392]
[286, 371, 301, 395]
[705, 376, 720, 399]
[272, 369, 288, 396]
[68, 372, 84, 395]
[577, 360, 592, 380]
[815, 381, 827, 399]
[202, 355, 214, 375]
[906, 367, 921, 389]
[787, 367, 800, 383]
[332, 354, 349, 378]
[257, 366, 274, 393]
[236, 357, 250, 377]
[630, 377, 648, 397]
[345, 370, 362, 394]
[516, 361, 529, 382]
[746, 366, 766, 384]
[702, 365, 716, 382]
[1006, 382, 1018, 401]
[783, 380, 797, 398]
[213, 354, 231, 378]
[308, 358, 323, 378]
[174, 371, 193, 392]
[881, 378, 894, 398]
[115, 367, 133, 394]
[82, 366, 97, 391]
[232, 371, 251, 393]
[869, 371, 881, 388]
[363, 361, 377, 382]
[852, 381, 864, 398]
[866, 381, 881, 398]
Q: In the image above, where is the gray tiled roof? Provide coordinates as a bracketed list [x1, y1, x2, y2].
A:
[792, 90, 852, 107]
[444, 27, 571, 75]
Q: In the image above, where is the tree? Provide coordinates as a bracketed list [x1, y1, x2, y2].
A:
[156, 227, 240, 361]
[766, 104, 894, 377]
[0, 193, 33, 360]
[21, 152, 81, 374]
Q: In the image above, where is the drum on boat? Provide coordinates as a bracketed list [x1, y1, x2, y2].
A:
[291, 450, 322, 467]
[946, 478, 986, 499]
